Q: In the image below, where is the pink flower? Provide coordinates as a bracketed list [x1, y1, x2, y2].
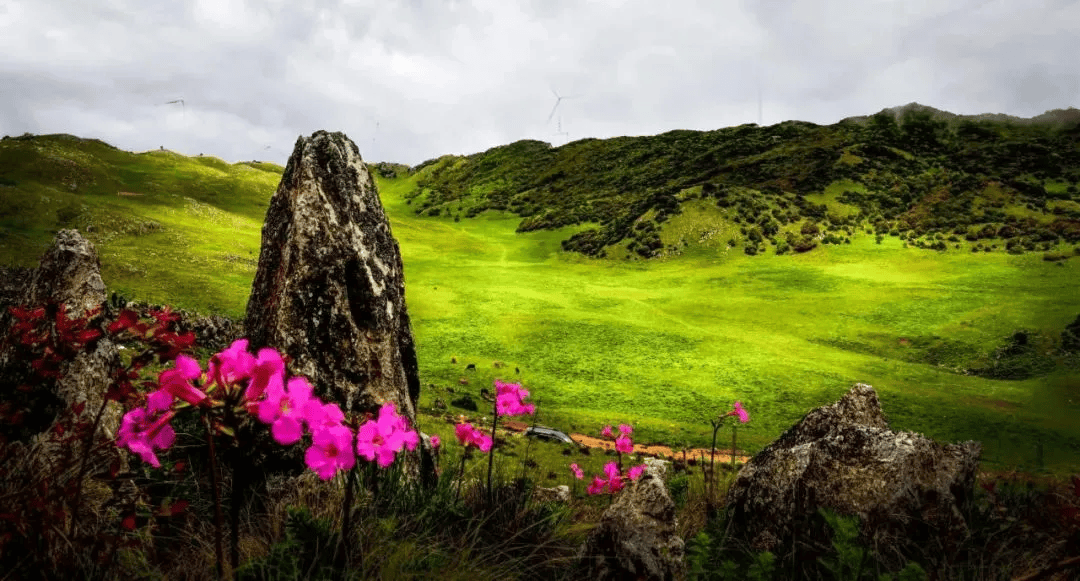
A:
[207, 339, 256, 387]
[355, 402, 419, 468]
[600, 425, 614, 438]
[245, 347, 284, 403]
[618, 424, 633, 436]
[305, 423, 356, 480]
[117, 399, 176, 468]
[303, 401, 346, 440]
[586, 476, 607, 495]
[628, 465, 647, 481]
[455, 423, 493, 452]
[570, 463, 583, 480]
[159, 354, 206, 406]
[603, 463, 624, 492]
[430, 435, 441, 449]
[256, 376, 316, 445]
[494, 380, 535, 417]
[728, 401, 749, 423]
[615, 435, 634, 454]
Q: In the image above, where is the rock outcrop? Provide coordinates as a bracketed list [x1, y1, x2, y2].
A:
[578, 465, 686, 581]
[245, 130, 432, 479]
[0, 230, 122, 440]
[723, 383, 982, 570]
[21, 229, 107, 316]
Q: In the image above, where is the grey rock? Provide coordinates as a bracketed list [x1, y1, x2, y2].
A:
[578, 464, 686, 581]
[643, 457, 671, 483]
[22, 229, 107, 316]
[534, 484, 570, 503]
[0, 231, 122, 438]
[245, 131, 432, 480]
[723, 383, 982, 568]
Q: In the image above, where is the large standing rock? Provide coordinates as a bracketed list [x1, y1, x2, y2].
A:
[245, 130, 432, 479]
[723, 383, 982, 570]
[578, 466, 687, 581]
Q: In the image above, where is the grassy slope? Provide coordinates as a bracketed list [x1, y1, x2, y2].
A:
[1, 133, 1078, 477]
[379, 171, 1080, 476]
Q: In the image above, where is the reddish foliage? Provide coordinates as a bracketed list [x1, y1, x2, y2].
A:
[0, 299, 199, 576]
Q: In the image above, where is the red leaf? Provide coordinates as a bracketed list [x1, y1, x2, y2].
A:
[121, 514, 136, 531]
[73, 401, 86, 415]
[170, 500, 189, 516]
[108, 309, 139, 334]
[54, 424, 65, 436]
[174, 461, 186, 474]
[77, 329, 101, 344]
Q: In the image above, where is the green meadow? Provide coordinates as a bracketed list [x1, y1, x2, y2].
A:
[2, 134, 1078, 478]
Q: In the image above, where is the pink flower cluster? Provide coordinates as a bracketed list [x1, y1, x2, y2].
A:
[601, 423, 634, 454]
[454, 422, 492, 452]
[579, 461, 647, 495]
[494, 380, 535, 417]
[726, 401, 749, 423]
[570, 423, 647, 495]
[117, 339, 420, 479]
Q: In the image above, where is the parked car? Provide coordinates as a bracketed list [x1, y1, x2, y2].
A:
[525, 426, 576, 445]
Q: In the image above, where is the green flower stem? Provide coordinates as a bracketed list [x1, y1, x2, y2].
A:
[731, 425, 738, 474]
[203, 415, 226, 581]
[709, 417, 724, 507]
[486, 405, 499, 504]
[456, 451, 468, 502]
[339, 459, 358, 571]
[226, 406, 241, 578]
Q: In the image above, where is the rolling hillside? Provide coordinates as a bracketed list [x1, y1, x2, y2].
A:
[1, 107, 1079, 475]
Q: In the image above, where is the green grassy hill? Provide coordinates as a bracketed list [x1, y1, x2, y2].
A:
[1, 110, 1079, 477]
[402, 104, 1080, 260]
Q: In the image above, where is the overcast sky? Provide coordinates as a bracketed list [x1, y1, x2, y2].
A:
[2, 0, 1077, 167]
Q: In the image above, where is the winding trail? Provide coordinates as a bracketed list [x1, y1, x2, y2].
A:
[501, 420, 751, 464]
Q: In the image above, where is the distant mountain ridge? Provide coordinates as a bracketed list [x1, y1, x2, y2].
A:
[840, 102, 1080, 127]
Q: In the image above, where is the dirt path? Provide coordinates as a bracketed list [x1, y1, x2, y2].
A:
[500, 420, 751, 464]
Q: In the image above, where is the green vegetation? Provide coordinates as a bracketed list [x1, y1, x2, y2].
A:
[2, 128, 1079, 476]
[1, 115, 1079, 578]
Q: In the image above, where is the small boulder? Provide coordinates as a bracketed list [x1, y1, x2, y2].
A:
[724, 383, 982, 570]
[534, 485, 570, 503]
[578, 464, 686, 581]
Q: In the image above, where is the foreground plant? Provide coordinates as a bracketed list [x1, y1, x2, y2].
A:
[707, 401, 749, 506]
[0, 301, 198, 578]
[485, 379, 535, 501]
[115, 338, 421, 579]
[578, 424, 648, 498]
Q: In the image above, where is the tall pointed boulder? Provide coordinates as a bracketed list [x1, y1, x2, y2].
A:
[245, 131, 430, 476]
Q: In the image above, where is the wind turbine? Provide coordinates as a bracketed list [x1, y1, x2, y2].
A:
[546, 88, 580, 124]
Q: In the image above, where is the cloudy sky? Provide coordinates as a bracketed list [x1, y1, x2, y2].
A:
[2, 0, 1077, 167]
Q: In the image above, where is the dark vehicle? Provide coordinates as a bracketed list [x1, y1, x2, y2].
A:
[525, 426, 575, 445]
